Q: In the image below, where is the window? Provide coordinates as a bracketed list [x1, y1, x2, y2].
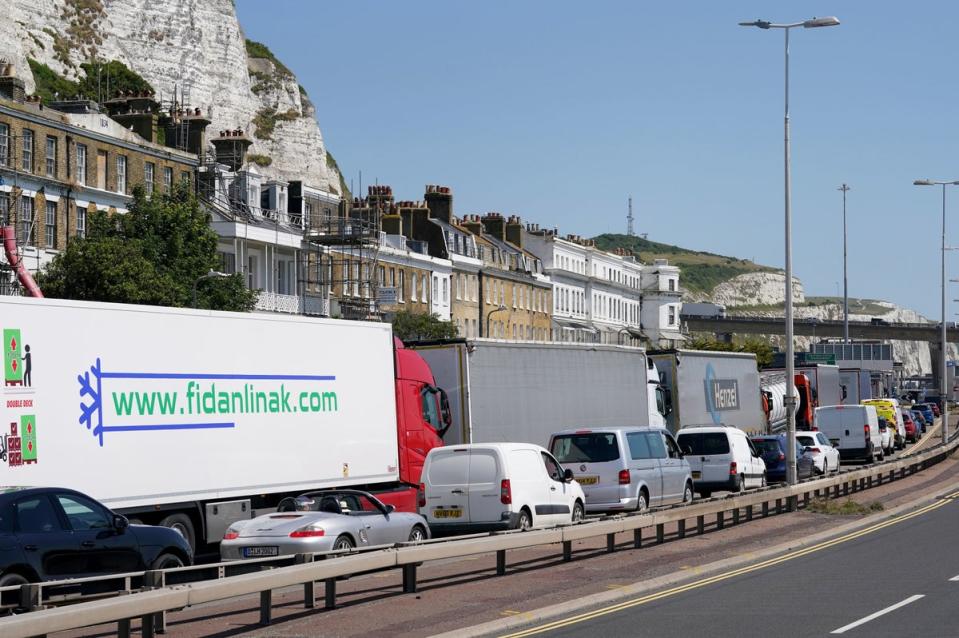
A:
[180, 171, 191, 185]
[163, 167, 173, 193]
[76, 205, 86, 238]
[21, 129, 33, 172]
[455, 273, 461, 300]
[76, 144, 87, 185]
[352, 262, 360, 296]
[0, 193, 8, 226]
[676, 432, 730, 456]
[18, 196, 33, 246]
[422, 274, 428, 302]
[378, 265, 385, 286]
[45, 136, 57, 177]
[421, 387, 442, 432]
[56, 494, 111, 531]
[668, 278, 676, 292]
[44, 200, 56, 249]
[550, 433, 620, 463]
[0, 123, 8, 166]
[432, 275, 438, 301]
[342, 260, 351, 296]
[541, 452, 564, 482]
[411, 272, 417, 301]
[144, 161, 155, 194]
[14, 496, 63, 533]
[115, 155, 127, 193]
[96, 149, 108, 189]
[626, 432, 653, 459]
[668, 306, 676, 326]
[442, 278, 448, 303]
[398, 270, 405, 303]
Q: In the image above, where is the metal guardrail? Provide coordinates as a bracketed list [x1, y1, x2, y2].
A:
[2, 433, 957, 638]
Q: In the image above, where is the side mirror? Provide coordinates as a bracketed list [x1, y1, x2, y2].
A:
[563, 468, 574, 482]
[385, 504, 396, 514]
[113, 514, 129, 532]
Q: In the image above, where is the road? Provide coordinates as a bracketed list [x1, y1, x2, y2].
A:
[506, 489, 959, 637]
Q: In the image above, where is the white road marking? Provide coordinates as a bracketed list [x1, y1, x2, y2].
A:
[831, 595, 925, 634]
[950, 575, 959, 582]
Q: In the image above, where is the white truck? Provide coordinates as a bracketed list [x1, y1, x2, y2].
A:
[648, 349, 765, 435]
[0, 296, 449, 551]
[411, 339, 667, 446]
[839, 368, 872, 405]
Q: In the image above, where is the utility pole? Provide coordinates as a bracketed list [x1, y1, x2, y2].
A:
[627, 196, 635, 237]
[839, 184, 850, 343]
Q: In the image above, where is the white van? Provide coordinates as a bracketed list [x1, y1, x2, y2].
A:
[676, 425, 767, 498]
[815, 405, 883, 462]
[548, 427, 693, 513]
[419, 443, 586, 533]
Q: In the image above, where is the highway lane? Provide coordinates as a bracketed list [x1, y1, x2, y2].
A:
[504, 491, 959, 637]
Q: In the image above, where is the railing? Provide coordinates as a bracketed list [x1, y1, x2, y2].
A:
[2, 432, 957, 638]
[254, 291, 300, 314]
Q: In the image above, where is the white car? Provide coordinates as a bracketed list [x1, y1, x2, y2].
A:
[419, 442, 586, 533]
[795, 431, 840, 474]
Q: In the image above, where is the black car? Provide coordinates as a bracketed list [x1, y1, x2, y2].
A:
[750, 435, 815, 482]
[0, 487, 193, 589]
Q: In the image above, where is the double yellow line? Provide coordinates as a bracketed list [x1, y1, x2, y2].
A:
[501, 495, 955, 637]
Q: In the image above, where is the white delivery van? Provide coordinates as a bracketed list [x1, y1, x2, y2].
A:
[815, 405, 882, 462]
[676, 425, 767, 497]
[419, 443, 586, 533]
[548, 427, 693, 513]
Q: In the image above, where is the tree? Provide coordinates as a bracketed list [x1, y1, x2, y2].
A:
[39, 184, 258, 311]
[390, 310, 459, 342]
[686, 335, 775, 367]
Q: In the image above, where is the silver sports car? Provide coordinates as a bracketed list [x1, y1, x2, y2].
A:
[220, 490, 430, 560]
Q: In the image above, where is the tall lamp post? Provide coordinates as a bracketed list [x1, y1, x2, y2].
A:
[839, 184, 851, 343]
[740, 15, 840, 486]
[914, 178, 959, 445]
[486, 304, 508, 338]
[193, 269, 231, 308]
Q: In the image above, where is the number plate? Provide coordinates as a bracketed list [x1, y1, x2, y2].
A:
[576, 476, 599, 485]
[243, 546, 279, 558]
[433, 508, 462, 519]
[692, 471, 702, 479]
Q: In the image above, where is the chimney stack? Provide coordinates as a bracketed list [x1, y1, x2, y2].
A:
[460, 213, 483, 236]
[481, 212, 506, 241]
[506, 214, 523, 248]
[0, 62, 26, 103]
[424, 184, 453, 223]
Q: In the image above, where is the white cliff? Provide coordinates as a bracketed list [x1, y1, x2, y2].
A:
[1, 0, 342, 193]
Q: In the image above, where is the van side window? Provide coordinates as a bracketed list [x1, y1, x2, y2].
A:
[661, 433, 682, 459]
[626, 432, 652, 459]
[541, 452, 564, 482]
[646, 432, 668, 459]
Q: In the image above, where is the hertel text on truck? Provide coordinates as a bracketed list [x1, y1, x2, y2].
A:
[0, 297, 451, 552]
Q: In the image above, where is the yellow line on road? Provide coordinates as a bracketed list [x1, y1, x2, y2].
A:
[500, 498, 952, 637]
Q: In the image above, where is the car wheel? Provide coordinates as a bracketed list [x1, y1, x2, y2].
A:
[572, 501, 585, 523]
[683, 482, 694, 503]
[636, 490, 648, 512]
[159, 513, 196, 552]
[761, 472, 767, 488]
[0, 572, 29, 609]
[333, 535, 355, 551]
[151, 552, 185, 571]
[408, 525, 427, 542]
[516, 508, 533, 531]
[738, 474, 746, 494]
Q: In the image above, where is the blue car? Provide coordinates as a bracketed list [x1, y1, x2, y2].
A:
[751, 435, 815, 482]
[911, 410, 928, 435]
[913, 404, 935, 430]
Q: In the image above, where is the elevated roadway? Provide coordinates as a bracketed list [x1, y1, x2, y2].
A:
[684, 315, 958, 343]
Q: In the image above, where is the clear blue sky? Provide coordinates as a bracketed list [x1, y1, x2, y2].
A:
[236, 1, 959, 319]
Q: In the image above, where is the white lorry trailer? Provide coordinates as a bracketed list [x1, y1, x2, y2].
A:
[411, 339, 667, 446]
[648, 349, 765, 435]
[840, 368, 872, 405]
[0, 296, 448, 550]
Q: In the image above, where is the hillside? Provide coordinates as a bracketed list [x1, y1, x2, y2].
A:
[592, 234, 779, 294]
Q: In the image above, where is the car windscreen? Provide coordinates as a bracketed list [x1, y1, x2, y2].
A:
[751, 439, 781, 455]
[550, 433, 620, 463]
[677, 432, 730, 455]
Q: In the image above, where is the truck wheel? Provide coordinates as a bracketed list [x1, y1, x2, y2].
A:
[159, 513, 195, 552]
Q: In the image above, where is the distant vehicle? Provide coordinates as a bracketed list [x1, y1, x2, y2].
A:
[877, 417, 894, 456]
[549, 427, 693, 513]
[795, 431, 841, 474]
[870, 317, 890, 326]
[900, 410, 919, 443]
[676, 425, 767, 497]
[751, 435, 814, 482]
[815, 405, 883, 462]
[0, 487, 193, 591]
[911, 410, 928, 436]
[862, 399, 906, 450]
[419, 443, 585, 533]
[681, 302, 727, 319]
[221, 490, 429, 560]
[915, 403, 938, 422]
[928, 403, 941, 418]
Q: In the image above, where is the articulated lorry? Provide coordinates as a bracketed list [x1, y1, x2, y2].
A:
[840, 368, 872, 405]
[0, 297, 450, 551]
[648, 349, 765, 435]
[763, 363, 843, 430]
[411, 339, 667, 446]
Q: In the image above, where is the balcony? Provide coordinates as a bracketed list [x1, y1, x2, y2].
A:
[255, 291, 301, 314]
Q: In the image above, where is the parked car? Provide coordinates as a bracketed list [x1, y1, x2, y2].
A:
[928, 402, 941, 418]
[676, 425, 767, 498]
[914, 403, 936, 428]
[911, 409, 928, 436]
[862, 399, 906, 450]
[549, 427, 693, 513]
[0, 487, 193, 591]
[750, 435, 815, 482]
[221, 490, 429, 560]
[795, 430, 841, 474]
[900, 409, 919, 443]
[815, 405, 883, 462]
[419, 443, 586, 533]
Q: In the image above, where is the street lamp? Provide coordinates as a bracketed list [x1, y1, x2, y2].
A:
[740, 15, 840, 486]
[192, 269, 231, 308]
[838, 184, 851, 343]
[914, 178, 959, 444]
[486, 304, 508, 338]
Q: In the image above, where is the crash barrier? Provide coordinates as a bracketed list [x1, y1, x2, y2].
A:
[2, 432, 957, 638]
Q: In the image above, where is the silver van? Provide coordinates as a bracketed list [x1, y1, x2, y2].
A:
[548, 427, 693, 513]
